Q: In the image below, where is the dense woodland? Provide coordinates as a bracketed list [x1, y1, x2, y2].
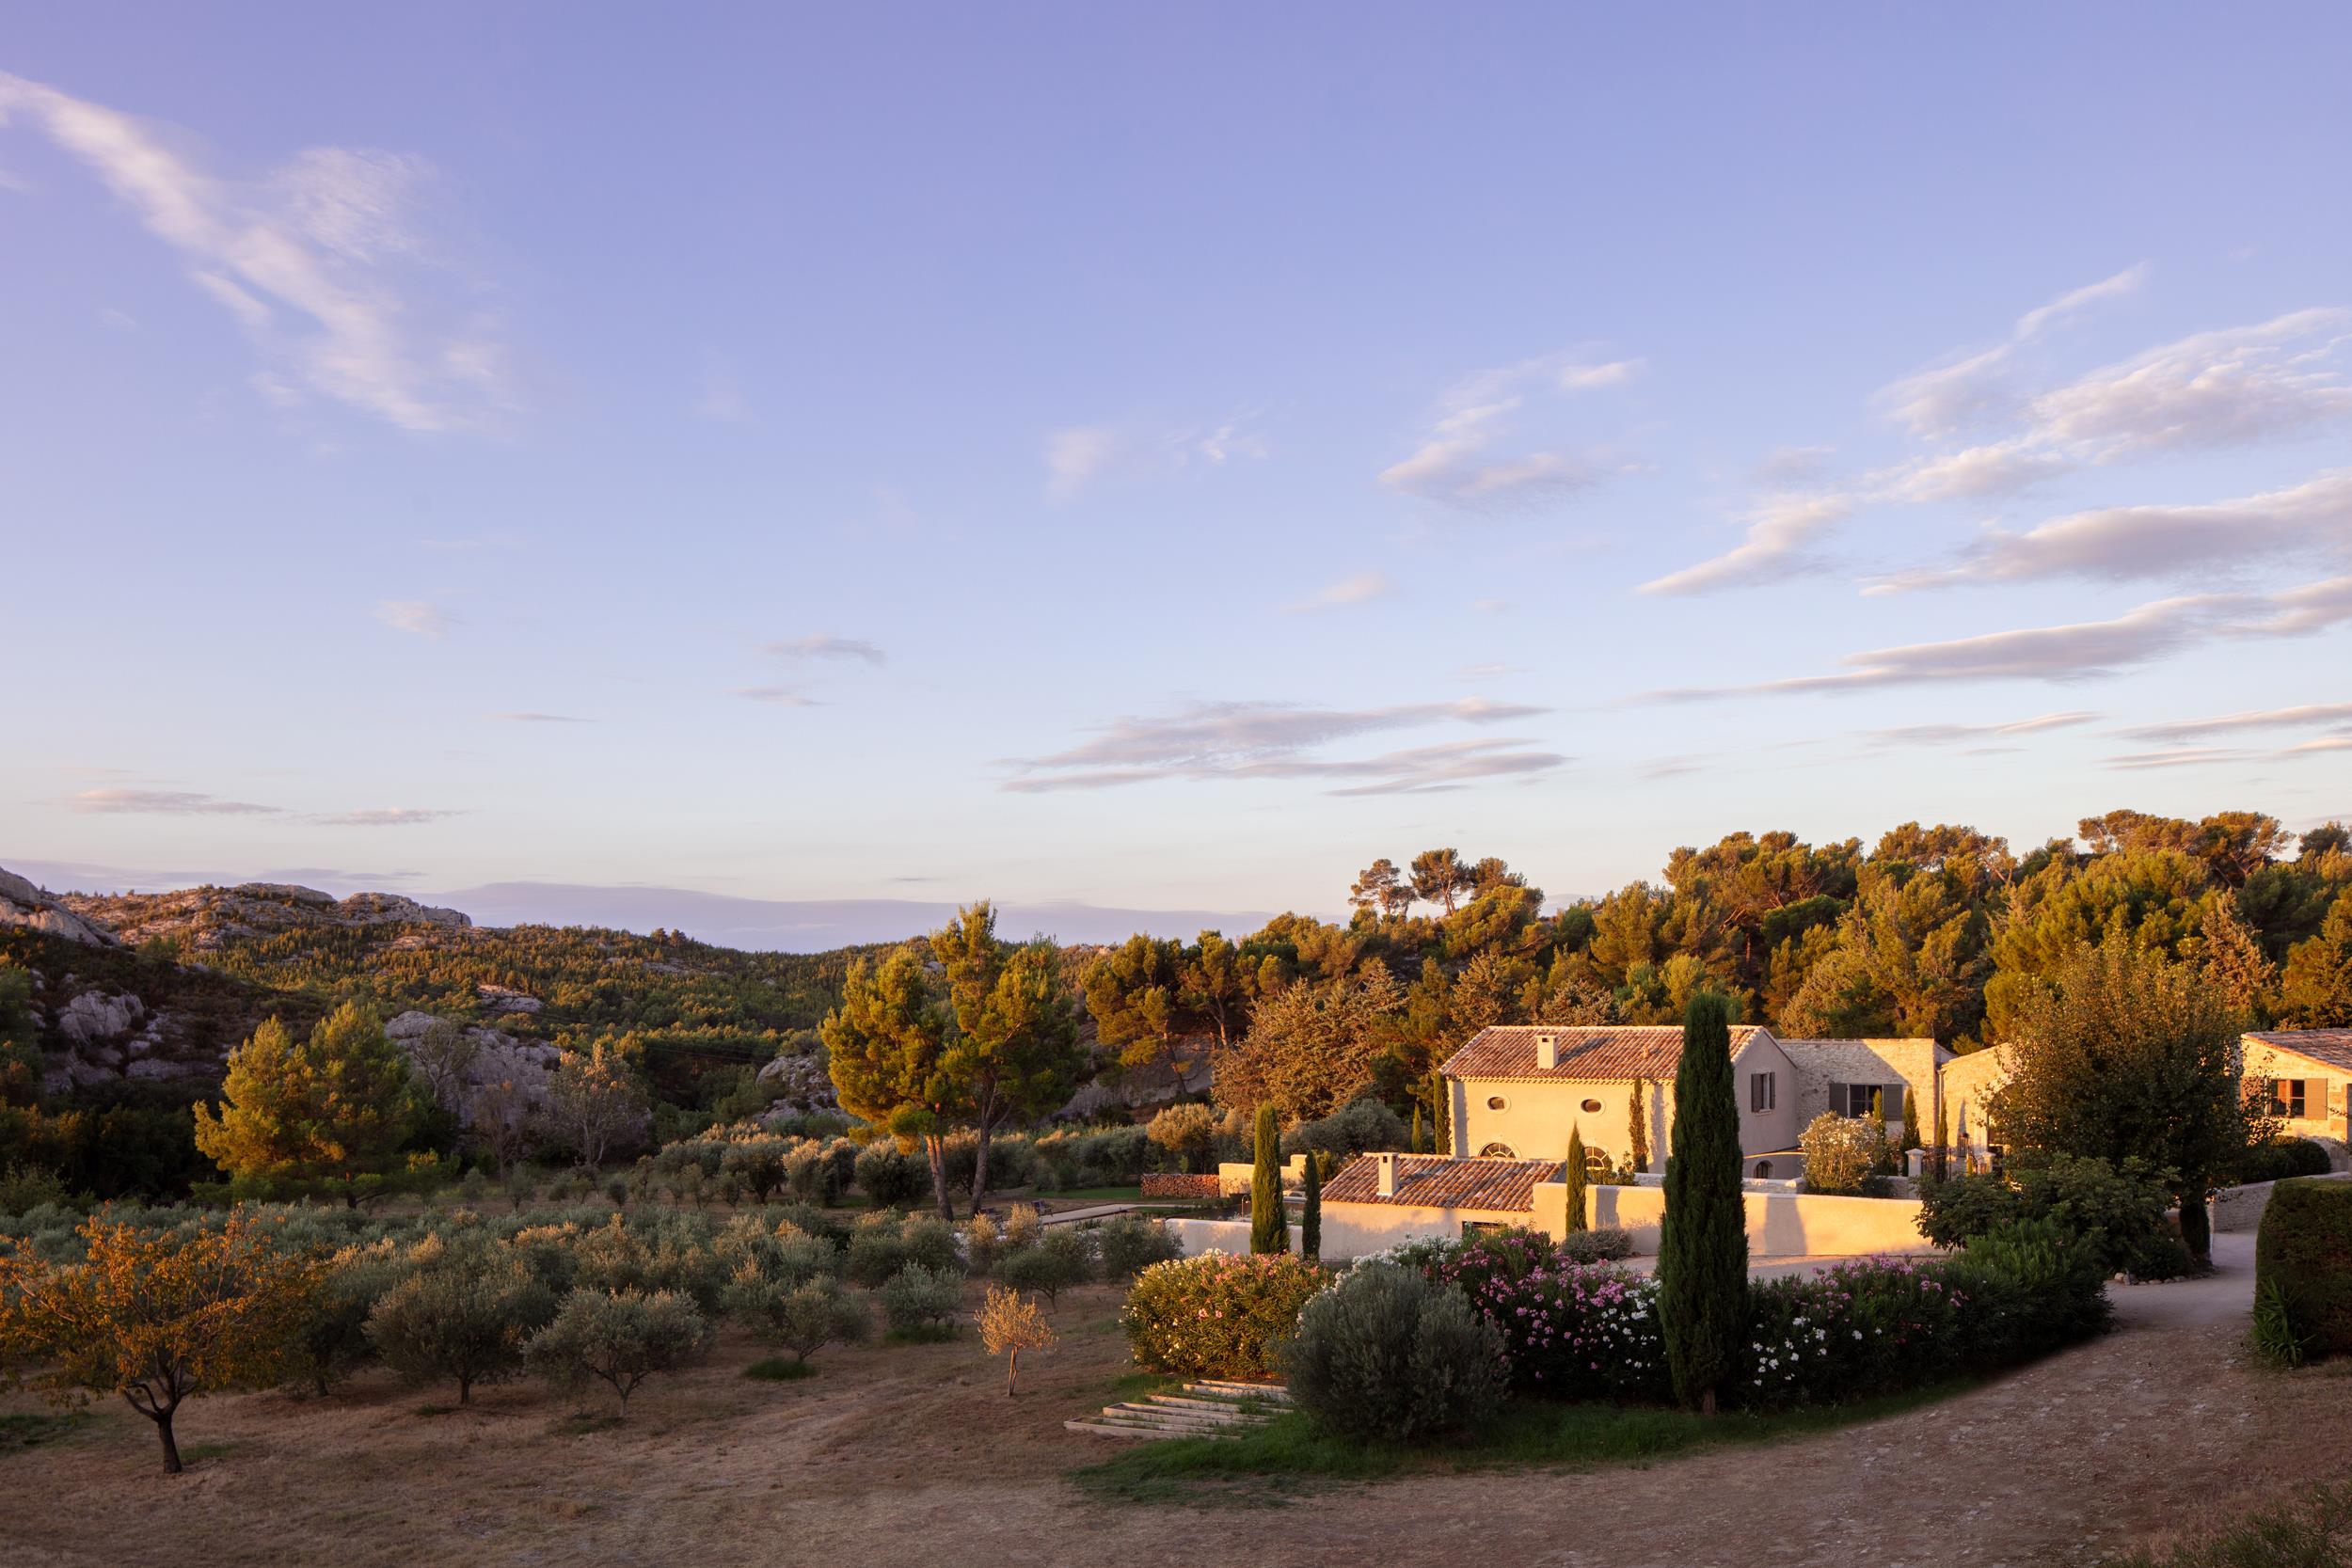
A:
[5, 806, 2351, 1200]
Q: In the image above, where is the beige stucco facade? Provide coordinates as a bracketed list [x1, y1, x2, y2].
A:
[1450, 1029, 1803, 1171]
[1532, 1180, 1930, 1256]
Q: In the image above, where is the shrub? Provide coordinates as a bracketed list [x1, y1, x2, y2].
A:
[1921, 1154, 2188, 1279]
[2234, 1138, 2334, 1186]
[1121, 1252, 1327, 1379]
[366, 1236, 557, 1403]
[962, 1212, 1002, 1275]
[996, 1227, 1092, 1303]
[878, 1265, 963, 1336]
[1739, 1257, 1969, 1408]
[1146, 1103, 1219, 1172]
[853, 1142, 925, 1208]
[719, 1140, 790, 1204]
[1461, 1263, 1666, 1402]
[1281, 1262, 1505, 1443]
[709, 1215, 836, 1288]
[898, 1214, 963, 1276]
[1422, 1226, 1559, 1301]
[2256, 1178, 2352, 1357]
[1560, 1227, 1634, 1265]
[784, 1140, 848, 1206]
[844, 1217, 909, 1287]
[571, 1216, 725, 1311]
[291, 1241, 410, 1395]
[1094, 1214, 1180, 1280]
[1798, 1113, 1883, 1194]
[2251, 1275, 2311, 1370]
[1002, 1203, 1042, 1251]
[525, 1288, 712, 1416]
[977, 1284, 1056, 1395]
[0, 1163, 72, 1216]
[1282, 1099, 1408, 1162]
[725, 1272, 868, 1364]
[1945, 1215, 2111, 1362]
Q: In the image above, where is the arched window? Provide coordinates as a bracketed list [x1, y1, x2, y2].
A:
[1584, 1146, 1610, 1175]
[1477, 1142, 1516, 1158]
[1753, 1160, 1773, 1179]
[1486, 1095, 1508, 1111]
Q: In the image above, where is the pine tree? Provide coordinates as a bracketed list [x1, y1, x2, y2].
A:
[1563, 1126, 1589, 1233]
[193, 1004, 419, 1206]
[1628, 1077, 1651, 1174]
[1249, 1103, 1287, 1255]
[1659, 991, 1746, 1414]
[1300, 1153, 1323, 1263]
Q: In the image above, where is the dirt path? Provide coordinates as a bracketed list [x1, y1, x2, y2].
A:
[5, 1247, 2333, 1568]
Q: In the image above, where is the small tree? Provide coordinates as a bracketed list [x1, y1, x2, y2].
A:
[1301, 1152, 1324, 1263]
[1563, 1127, 1589, 1233]
[1628, 1078, 1651, 1174]
[526, 1288, 713, 1417]
[1798, 1112, 1879, 1193]
[1658, 991, 1746, 1414]
[977, 1284, 1056, 1396]
[1249, 1103, 1287, 1255]
[726, 1271, 867, 1364]
[1410, 1102, 1424, 1154]
[547, 1040, 649, 1170]
[1899, 1087, 1923, 1154]
[366, 1235, 556, 1403]
[1931, 1092, 1950, 1182]
[0, 1212, 322, 1473]
[193, 1004, 420, 1205]
[1146, 1102, 1220, 1174]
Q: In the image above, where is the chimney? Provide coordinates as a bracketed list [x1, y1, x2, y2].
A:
[1376, 1151, 1397, 1198]
[1535, 1032, 1558, 1071]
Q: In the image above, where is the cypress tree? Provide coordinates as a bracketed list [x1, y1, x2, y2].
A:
[1301, 1152, 1323, 1263]
[1659, 991, 1746, 1414]
[1427, 1069, 1450, 1154]
[1931, 1092, 1950, 1181]
[1249, 1103, 1287, 1255]
[1563, 1126, 1589, 1233]
[1628, 1078, 1651, 1174]
[1899, 1087, 1923, 1153]
[1410, 1102, 1424, 1154]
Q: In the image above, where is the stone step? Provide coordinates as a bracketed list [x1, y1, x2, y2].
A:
[1185, 1380, 1293, 1403]
[1105, 1401, 1244, 1427]
[1147, 1394, 1273, 1417]
[1063, 1418, 1168, 1440]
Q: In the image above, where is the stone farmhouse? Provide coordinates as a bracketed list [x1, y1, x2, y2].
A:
[2240, 1029, 2352, 1143]
[1440, 1023, 1948, 1180]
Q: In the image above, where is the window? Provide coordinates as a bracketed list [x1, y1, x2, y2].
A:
[1486, 1095, 1509, 1112]
[1753, 1160, 1774, 1179]
[2274, 1079, 2309, 1118]
[1749, 1072, 1776, 1113]
[1833, 1082, 1890, 1118]
[1584, 1146, 1611, 1175]
[1581, 1099, 1603, 1114]
[1477, 1142, 1516, 1158]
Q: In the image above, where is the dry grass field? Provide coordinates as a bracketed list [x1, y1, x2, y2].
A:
[7, 1263, 2350, 1568]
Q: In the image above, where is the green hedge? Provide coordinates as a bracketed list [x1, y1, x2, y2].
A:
[2256, 1179, 2352, 1357]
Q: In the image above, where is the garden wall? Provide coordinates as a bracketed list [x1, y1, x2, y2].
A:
[1539, 1181, 1930, 1257]
[2214, 1170, 2352, 1234]
[1166, 1217, 1302, 1256]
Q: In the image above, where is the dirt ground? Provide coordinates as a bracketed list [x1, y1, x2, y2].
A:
[4, 1236, 2343, 1568]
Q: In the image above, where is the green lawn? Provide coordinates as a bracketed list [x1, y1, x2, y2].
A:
[1039, 1185, 1148, 1204]
[1073, 1382, 1980, 1508]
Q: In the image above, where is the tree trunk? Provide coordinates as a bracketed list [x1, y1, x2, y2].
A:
[2179, 1173, 2212, 1265]
[1700, 1387, 1717, 1417]
[458, 1372, 473, 1405]
[132, 1394, 184, 1475]
[1007, 1347, 1019, 1396]
[926, 1134, 954, 1223]
[970, 1126, 993, 1220]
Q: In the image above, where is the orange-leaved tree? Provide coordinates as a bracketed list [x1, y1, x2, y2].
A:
[0, 1210, 324, 1472]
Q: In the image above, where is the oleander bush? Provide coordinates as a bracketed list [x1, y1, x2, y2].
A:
[1281, 1262, 1505, 1442]
[1739, 1257, 1969, 1408]
[2256, 1178, 2352, 1358]
[1121, 1252, 1327, 1379]
[1464, 1262, 1665, 1401]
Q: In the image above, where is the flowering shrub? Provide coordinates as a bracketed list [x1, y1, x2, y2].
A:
[1121, 1251, 1327, 1378]
[1798, 1114, 1884, 1194]
[1422, 1227, 1560, 1301]
[1467, 1262, 1668, 1400]
[1738, 1257, 1968, 1407]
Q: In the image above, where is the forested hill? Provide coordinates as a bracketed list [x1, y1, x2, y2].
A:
[54, 881, 858, 1044]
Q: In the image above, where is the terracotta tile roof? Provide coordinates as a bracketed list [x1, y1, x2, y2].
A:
[1441, 1023, 1766, 1083]
[2244, 1030, 2352, 1072]
[1323, 1153, 1559, 1213]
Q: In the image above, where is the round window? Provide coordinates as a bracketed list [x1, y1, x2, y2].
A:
[1486, 1095, 1508, 1111]
[1580, 1099, 1602, 1113]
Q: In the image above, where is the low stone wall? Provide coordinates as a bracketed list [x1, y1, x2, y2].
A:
[2213, 1170, 2352, 1233]
[1166, 1217, 1303, 1257]
[1140, 1174, 1224, 1199]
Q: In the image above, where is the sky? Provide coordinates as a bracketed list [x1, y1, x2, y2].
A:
[4, 5, 2350, 942]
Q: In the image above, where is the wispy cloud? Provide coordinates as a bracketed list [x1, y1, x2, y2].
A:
[1378, 351, 1640, 510]
[1867, 711, 2102, 746]
[2103, 747, 2251, 771]
[375, 599, 453, 638]
[1001, 697, 1561, 795]
[1643, 576, 2352, 700]
[761, 633, 885, 665]
[70, 788, 280, 816]
[1637, 491, 1851, 596]
[1284, 570, 1395, 613]
[314, 808, 464, 827]
[1869, 469, 2352, 593]
[728, 686, 823, 707]
[490, 711, 591, 724]
[1880, 262, 2153, 439]
[2119, 702, 2352, 744]
[0, 71, 515, 433]
[1043, 416, 1265, 501]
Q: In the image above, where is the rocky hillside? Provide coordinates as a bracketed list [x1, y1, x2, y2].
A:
[59, 880, 471, 951]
